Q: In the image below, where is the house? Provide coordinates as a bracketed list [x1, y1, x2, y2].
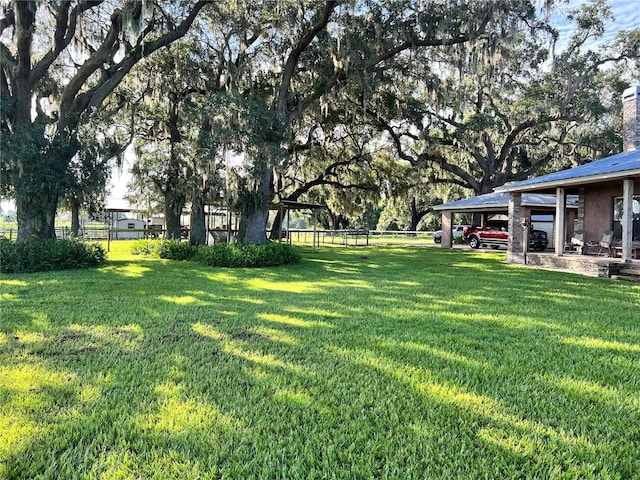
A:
[498, 86, 640, 274]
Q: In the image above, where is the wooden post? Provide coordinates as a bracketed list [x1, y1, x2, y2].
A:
[554, 188, 566, 256]
[313, 211, 317, 253]
[507, 193, 522, 263]
[278, 204, 284, 242]
[622, 178, 634, 262]
[287, 208, 291, 245]
[441, 211, 453, 248]
[522, 219, 529, 265]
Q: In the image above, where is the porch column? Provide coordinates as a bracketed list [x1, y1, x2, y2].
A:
[575, 188, 585, 234]
[507, 193, 522, 263]
[441, 211, 453, 248]
[622, 178, 634, 262]
[554, 188, 566, 256]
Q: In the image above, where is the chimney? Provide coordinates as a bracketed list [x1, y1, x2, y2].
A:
[623, 85, 640, 152]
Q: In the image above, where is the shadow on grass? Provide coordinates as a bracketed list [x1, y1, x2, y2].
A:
[1, 245, 639, 477]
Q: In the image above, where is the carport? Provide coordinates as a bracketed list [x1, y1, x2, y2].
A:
[432, 192, 578, 249]
[270, 200, 325, 252]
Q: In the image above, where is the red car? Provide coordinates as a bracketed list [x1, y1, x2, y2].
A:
[463, 220, 548, 251]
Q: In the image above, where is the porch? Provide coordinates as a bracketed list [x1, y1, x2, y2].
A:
[509, 250, 640, 280]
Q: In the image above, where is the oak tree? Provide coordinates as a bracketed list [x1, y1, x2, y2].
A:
[0, 0, 209, 239]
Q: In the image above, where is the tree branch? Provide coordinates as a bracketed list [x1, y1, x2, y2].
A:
[497, 113, 580, 166]
[279, 1, 341, 121]
[291, 9, 492, 122]
[31, 1, 103, 88]
[58, 1, 209, 134]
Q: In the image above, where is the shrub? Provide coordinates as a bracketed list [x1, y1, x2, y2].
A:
[195, 242, 300, 268]
[131, 239, 198, 260]
[129, 239, 299, 267]
[0, 237, 106, 274]
[130, 239, 161, 256]
[157, 240, 199, 261]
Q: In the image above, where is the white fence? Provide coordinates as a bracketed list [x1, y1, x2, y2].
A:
[0, 227, 110, 241]
[1, 227, 436, 246]
[284, 229, 435, 246]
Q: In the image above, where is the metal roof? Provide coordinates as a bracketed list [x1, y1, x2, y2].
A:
[433, 192, 578, 212]
[498, 149, 640, 193]
[105, 198, 133, 212]
[269, 200, 325, 211]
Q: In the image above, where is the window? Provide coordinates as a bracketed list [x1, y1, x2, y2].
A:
[612, 195, 640, 240]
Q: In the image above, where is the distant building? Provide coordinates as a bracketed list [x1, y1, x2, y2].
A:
[114, 218, 146, 240]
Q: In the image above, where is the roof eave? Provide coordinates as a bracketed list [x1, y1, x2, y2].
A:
[433, 205, 502, 212]
[498, 169, 640, 193]
[433, 202, 575, 212]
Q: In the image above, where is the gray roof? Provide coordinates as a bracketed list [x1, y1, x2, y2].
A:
[433, 192, 578, 212]
[498, 149, 640, 193]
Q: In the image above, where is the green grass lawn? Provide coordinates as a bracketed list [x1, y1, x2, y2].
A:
[1, 242, 639, 479]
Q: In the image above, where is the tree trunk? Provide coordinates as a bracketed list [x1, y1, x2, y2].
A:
[410, 197, 419, 231]
[238, 208, 269, 244]
[189, 194, 207, 245]
[164, 194, 185, 240]
[269, 208, 284, 240]
[237, 165, 273, 244]
[70, 197, 81, 238]
[16, 192, 58, 240]
[330, 213, 348, 230]
[9, 126, 67, 241]
[409, 197, 429, 231]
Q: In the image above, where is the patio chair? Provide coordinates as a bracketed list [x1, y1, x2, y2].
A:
[595, 231, 614, 257]
[564, 233, 584, 254]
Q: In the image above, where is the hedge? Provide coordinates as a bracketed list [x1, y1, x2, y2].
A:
[0, 237, 106, 274]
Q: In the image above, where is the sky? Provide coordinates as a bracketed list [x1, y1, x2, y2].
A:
[550, 0, 640, 48]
